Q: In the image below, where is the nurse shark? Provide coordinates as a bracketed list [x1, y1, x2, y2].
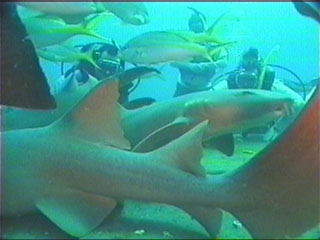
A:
[1, 80, 318, 239]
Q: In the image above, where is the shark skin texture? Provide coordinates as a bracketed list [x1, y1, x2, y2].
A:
[220, 87, 320, 239]
[1, 80, 318, 239]
[1, 81, 225, 238]
[121, 89, 293, 153]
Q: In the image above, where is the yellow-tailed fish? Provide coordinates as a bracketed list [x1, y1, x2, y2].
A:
[207, 8, 245, 43]
[257, 45, 281, 89]
[17, 2, 98, 17]
[17, 2, 111, 24]
[22, 14, 111, 48]
[119, 31, 214, 65]
[155, 11, 241, 46]
[37, 45, 101, 70]
[98, 2, 149, 25]
[165, 30, 227, 45]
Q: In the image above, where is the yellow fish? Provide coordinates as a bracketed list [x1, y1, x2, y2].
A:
[37, 45, 101, 70]
[22, 14, 111, 48]
[99, 2, 149, 25]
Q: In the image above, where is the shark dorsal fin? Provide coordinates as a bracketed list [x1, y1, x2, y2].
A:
[55, 80, 130, 150]
[152, 120, 208, 177]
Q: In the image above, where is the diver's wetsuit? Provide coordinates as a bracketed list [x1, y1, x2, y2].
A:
[171, 48, 228, 97]
[172, 61, 217, 96]
[63, 43, 132, 104]
[227, 66, 275, 90]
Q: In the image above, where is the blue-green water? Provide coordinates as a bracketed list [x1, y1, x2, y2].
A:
[2, 2, 319, 239]
[40, 2, 319, 101]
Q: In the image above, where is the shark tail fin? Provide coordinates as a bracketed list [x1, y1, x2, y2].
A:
[221, 90, 320, 239]
[54, 80, 130, 150]
[80, 14, 113, 42]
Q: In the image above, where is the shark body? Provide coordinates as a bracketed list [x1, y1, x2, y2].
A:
[2, 80, 293, 157]
[1, 80, 319, 239]
[1, 81, 226, 237]
[221, 87, 320, 238]
[1, 76, 98, 132]
[121, 89, 293, 153]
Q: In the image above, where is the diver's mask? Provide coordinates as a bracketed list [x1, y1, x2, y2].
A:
[97, 58, 122, 75]
[236, 69, 259, 89]
[240, 57, 260, 72]
[92, 45, 123, 76]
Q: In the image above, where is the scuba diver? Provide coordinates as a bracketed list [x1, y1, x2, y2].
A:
[54, 42, 155, 108]
[170, 7, 229, 97]
[213, 47, 306, 141]
[226, 47, 275, 90]
[213, 47, 304, 106]
[56, 42, 130, 103]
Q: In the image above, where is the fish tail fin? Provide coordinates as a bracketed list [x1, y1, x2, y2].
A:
[257, 44, 280, 89]
[59, 44, 102, 70]
[207, 9, 231, 36]
[207, 8, 245, 44]
[84, 55, 102, 71]
[82, 50, 102, 70]
[205, 51, 214, 62]
[80, 14, 112, 42]
[207, 41, 237, 60]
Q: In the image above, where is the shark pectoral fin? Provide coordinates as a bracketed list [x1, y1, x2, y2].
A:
[178, 205, 223, 238]
[132, 117, 196, 153]
[55, 80, 131, 150]
[151, 120, 209, 177]
[204, 134, 235, 156]
[36, 191, 117, 238]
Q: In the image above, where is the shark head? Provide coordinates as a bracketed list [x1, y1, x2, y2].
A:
[184, 89, 294, 137]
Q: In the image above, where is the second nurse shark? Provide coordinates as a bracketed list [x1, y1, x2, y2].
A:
[2, 76, 293, 156]
[2, 80, 319, 239]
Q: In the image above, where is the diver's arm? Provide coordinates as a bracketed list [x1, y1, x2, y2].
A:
[185, 48, 229, 73]
[171, 48, 228, 73]
[212, 79, 229, 90]
[171, 61, 217, 74]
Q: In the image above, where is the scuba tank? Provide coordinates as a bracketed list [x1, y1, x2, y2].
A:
[188, 7, 208, 33]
